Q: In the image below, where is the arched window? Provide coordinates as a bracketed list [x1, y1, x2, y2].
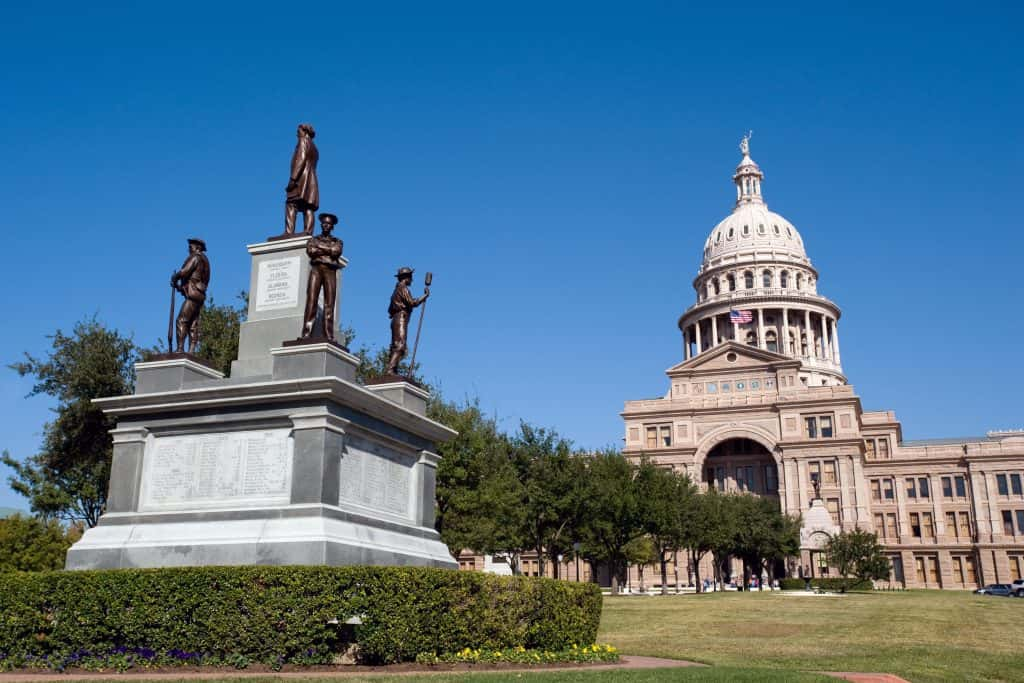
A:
[796, 273, 803, 290]
[758, 223, 766, 235]
[742, 224, 750, 236]
[780, 270, 789, 288]
[762, 270, 772, 288]
[727, 274, 736, 291]
[727, 227, 734, 239]
[788, 331, 797, 354]
[774, 224, 781, 235]
[712, 278, 720, 295]
[766, 331, 778, 352]
[801, 334, 808, 356]
[715, 231, 721, 244]
[744, 271, 754, 289]
[746, 331, 757, 347]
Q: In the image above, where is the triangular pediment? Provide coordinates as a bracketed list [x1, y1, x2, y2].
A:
[666, 341, 798, 377]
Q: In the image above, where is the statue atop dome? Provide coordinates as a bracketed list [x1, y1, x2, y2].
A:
[739, 130, 753, 156]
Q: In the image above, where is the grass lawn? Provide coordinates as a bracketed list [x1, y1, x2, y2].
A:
[55, 672, 833, 683]
[599, 590, 1024, 682]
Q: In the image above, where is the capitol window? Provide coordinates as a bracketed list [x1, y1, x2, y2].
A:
[743, 224, 750, 236]
[780, 270, 789, 288]
[774, 224, 781, 235]
[796, 273, 804, 290]
[728, 227, 734, 239]
[758, 223, 766, 235]
[804, 414, 833, 438]
[750, 380, 760, 389]
[762, 270, 772, 288]
[713, 278, 720, 295]
[745, 331, 757, 346]
[766, 330, 778, 352]
[744, 271, 754, 288]
[727, 274, 736, 291]
[707, 382, 718, 393]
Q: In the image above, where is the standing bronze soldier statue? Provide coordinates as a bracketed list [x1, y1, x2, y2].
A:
[299, 213, 344, 342]
[284, 123, 319, 235]
[385, 267, 430, 376]
[170, 238, 211, 354]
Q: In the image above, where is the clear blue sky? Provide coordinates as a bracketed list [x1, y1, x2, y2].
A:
[1, 2, 1021, 511]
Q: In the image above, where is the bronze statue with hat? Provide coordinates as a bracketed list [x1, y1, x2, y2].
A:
[298, 213, 344, 342]
[385, 266, 430, 376]
[168, 237, 211, 354]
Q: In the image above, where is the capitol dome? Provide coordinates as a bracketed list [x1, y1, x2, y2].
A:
[679, 136, 846, 387]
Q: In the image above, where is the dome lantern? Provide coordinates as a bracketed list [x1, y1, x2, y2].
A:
[733, 132, 765, 207]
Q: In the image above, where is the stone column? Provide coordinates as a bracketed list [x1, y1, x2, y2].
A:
[684, 328, 692, 360]
[820, 315, 829, 361]
[711, 315, 719, 347]
[832, 319, 842, 365]
[782, 307, 791, 356]
[732, 319, 740, 342]
[757, 309, 766, 350]
[289, 410, 345, 505]
[804, 310, 814, 357]
[695, 320, 703, 354]
[106, 427, 150, 513]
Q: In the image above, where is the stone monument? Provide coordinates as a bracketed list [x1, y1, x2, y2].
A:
[65, 126, 457, 570]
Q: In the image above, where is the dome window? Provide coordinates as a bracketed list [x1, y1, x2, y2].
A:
[745, 331, 758, 347]
[780, 270, 789, 288]
[713, 278, 720, 295]
[742, 224, 750, 236]
[744, 271, 754, 289]
[727, 274, 736, 291]
[758, 223, 766, 235]
[762, 270, 772, 288]
[727, 227, 734, 239]
[715, 231, 722, 244]
[766, 331, 778, 352]
[796, 273, 803, 290]
[786, 226, 793, 237]
[773, 224, 781, 235]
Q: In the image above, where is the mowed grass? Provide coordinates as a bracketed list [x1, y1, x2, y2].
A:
[58, 672, 832, 683]
[599, 590, 1024, 682]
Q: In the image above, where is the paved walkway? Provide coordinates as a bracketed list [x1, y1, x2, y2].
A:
[0, 658, 910, 682]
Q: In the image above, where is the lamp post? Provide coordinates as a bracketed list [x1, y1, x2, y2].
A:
[573, 542, 582, 583]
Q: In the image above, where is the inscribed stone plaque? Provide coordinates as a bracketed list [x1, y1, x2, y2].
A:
[255, 257, 301, 311]
[139, 429, 292, 511]
[338, 435, 411, 518]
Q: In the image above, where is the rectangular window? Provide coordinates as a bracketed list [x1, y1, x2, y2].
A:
[1011, 555, 1023, 582]
[886, 513, 899, 539]
[1017, 510, 1024, 535]
[883, 478, 895, 500]
[958, 512, 971, 539]
[809, 461, 821, 488]
[865, 439, 876, 459]
[928, 556, 940, 586]
[646, 427, 657, 449]
[716, 466, 726, 491]
[824, 461, 837, 485]
[820, 416, 833, 438]
[707, 467, 715, 489]
[945, 511, 957, 539]
[952, 556, 964, 586]
[826, 497, 841, 525]
[805, 417, 818, 439]
[918, 477, 930, 499]
[906, 478, 917, 499]
[871, 479, 881, 502]
[910, 512, 921, 538]
[874, 513, 885, 538]
[707, 382, 718, 393]
[1012, 474, 1023, 496]
[878, 438, 890, 458]
[1002, 510, 1014, 536]
[965, 555, 977, 585]
[764, 464, 778, 492]
[922, 512, 934, 539]
[915, 556, 926, 583]
[942, 476, 953, 498]
[660, 425, 672, 447]
[955, 475, 967, 498]
[997, 474, 1009, 496]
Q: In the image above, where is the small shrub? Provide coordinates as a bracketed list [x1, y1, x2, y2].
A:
[0, 566, 601, 668]
[415, 643, 619, 665]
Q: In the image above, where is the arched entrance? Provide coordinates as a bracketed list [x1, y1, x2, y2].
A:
[703, 437, 780, 497]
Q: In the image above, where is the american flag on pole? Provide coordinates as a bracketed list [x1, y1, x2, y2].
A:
[730, 309, 753, 324]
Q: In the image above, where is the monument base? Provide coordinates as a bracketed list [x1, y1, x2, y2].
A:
[66, 505, 457, 570]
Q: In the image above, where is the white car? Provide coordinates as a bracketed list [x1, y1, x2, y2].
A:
[1011, 579, 1024, 598]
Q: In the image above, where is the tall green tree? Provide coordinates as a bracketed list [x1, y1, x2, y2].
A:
[2, 318, 136, 527]
[683, 489, 737, 591]
[430, 398, 526, 568]
[824, 528, 891, 592]
[577, 449, 644, 593]
[142, 292, 248, 376]
[732, 494, 799, 589]
[636, 460, 697, 593]
[0, 514, 80, 571]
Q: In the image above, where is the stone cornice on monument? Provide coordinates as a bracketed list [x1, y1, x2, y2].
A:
[93, 376, 456, 444]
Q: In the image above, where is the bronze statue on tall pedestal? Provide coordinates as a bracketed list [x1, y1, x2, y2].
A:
[385, 267, 430, 376]
[284, 123, 319, 235]
[169, 238, 210, 354]
[299, 213, 344, 342]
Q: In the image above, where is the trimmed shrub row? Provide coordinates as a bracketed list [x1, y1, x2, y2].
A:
[0, 566, 602, 666]
[779, 577, 873, 591]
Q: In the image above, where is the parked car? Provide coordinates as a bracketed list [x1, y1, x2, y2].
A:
[1011, 579, 1024, 597]
[974, 584, 1013, 596]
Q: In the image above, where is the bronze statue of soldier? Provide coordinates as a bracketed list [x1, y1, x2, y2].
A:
[284, 123, 319, 235]
[299, 213, 344, 342]
[170, 238, 211, 353]
[385, 267, 429, 376]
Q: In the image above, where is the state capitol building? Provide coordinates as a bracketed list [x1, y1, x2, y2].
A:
[620, 138, 1024, 590]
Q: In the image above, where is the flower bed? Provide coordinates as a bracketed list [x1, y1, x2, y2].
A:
[416, 644, 619, 665]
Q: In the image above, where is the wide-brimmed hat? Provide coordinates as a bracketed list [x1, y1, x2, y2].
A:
[395, 266, 414, 279]
[319, 213, 338, 226]
[187, 237, 207, 251]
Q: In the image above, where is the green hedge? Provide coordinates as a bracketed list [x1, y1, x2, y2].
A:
[779, 577, 874, 591]
[0, 566, 602, 667]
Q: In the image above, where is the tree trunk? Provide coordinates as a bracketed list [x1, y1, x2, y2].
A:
[674, 549, 681, 592]
[661, 553, 669, 595]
